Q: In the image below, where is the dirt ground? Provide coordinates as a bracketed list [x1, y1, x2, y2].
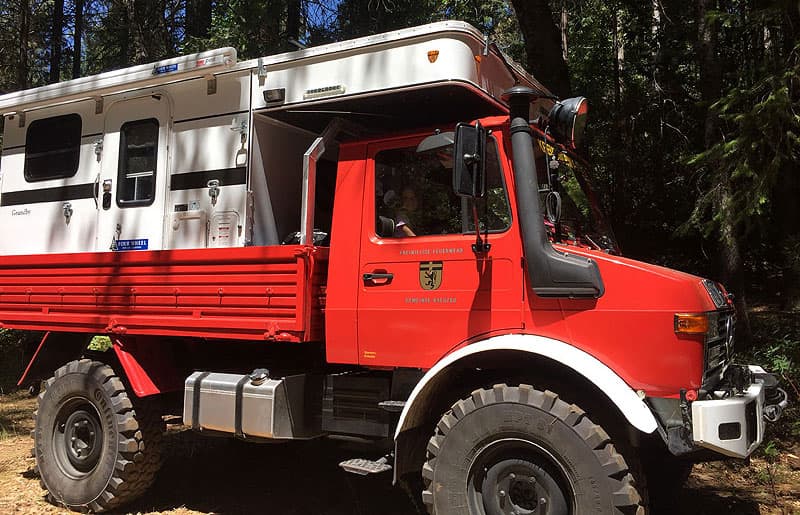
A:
[1, 390, 798, 515]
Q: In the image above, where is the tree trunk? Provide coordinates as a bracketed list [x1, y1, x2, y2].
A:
[114, 0, 131, 67]
[49, 0, 65, 83]
[286, 0, 302, 50]
[778, 2, 800, 310]
[612, 7, 624, 109]
[17, 0, 30, 89]
[510, 0, 571, 97]
[697, 0, 751, 339]
[186, 0, 212, 39]
[73, 0, 83, 79]
[610, 6, 627, 242]
[560, 1, 568, 63]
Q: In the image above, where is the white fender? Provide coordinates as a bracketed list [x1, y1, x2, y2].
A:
[395, 333, 659, 438]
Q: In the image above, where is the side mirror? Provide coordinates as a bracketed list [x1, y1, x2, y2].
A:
[376, 216, 396, 237]
[547, 96, 588, 149]
[452, 122, 486, 198]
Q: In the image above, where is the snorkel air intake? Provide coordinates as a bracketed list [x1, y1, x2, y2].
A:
[503, 86, 604, 298]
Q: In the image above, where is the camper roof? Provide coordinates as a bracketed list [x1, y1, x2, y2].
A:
[0, 21, 551, 115]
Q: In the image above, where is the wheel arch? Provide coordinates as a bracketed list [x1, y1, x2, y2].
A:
[18, 332, 183, 398]
[17, 332, 92, 388]
[393, 333, 658, 480]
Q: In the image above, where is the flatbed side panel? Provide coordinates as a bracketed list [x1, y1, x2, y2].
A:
[0, 245, 328, 342]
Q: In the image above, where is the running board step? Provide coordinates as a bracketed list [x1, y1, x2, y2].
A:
[378, 400, 406, 413]
[339, 457, 392, 475]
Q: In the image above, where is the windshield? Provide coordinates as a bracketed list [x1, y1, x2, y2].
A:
[533, 139, 619, 253]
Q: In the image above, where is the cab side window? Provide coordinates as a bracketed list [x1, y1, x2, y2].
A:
[375, 137, 510, 238]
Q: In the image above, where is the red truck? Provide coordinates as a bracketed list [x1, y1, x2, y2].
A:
[0, 21, 787, 514]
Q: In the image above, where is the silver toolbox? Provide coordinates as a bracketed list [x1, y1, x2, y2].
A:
[183, 371, 322, 439]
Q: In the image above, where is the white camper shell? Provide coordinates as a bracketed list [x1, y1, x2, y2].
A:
[0, 21, 549, 256]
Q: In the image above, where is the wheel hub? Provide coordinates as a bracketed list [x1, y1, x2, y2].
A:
[468, 439, 572, 515]
[63, 410, 102, 470]
[53, 399, 104, 478]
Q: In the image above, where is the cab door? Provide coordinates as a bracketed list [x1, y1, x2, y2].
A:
[356, 133, 524, 369]
[96, 94, 170, 251]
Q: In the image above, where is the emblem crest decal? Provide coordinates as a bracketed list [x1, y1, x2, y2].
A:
[419, 261, 443, 290]
[427, 50, 440, 63]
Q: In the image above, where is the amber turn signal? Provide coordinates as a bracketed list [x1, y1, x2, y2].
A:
[674, 313, 710, 334]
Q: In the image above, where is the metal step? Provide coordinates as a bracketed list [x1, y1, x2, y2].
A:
[339, 457, 392, 475]
[378, 400, 406, 413]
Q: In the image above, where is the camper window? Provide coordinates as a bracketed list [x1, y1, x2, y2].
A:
[24, 113, 81, 182]
[117, 119, 158, 207]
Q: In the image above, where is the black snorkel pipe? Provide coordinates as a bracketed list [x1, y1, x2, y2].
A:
[503, 86, 605, 298]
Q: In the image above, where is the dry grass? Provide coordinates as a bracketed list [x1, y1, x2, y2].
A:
[1, 389, 798, 514]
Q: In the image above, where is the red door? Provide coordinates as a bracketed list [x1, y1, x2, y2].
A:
[356, 133, 524, 368]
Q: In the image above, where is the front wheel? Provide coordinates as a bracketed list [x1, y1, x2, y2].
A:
[422, 384, 644, 515]
[34, 359, 163, 512]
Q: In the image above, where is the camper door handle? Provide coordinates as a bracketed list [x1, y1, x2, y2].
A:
[363, 272, 393, 285]
[62, 202, 73, 223]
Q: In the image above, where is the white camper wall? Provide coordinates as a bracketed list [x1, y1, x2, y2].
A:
[167, 69, 252, 249]
[0, 100, 101, 256]
[250, 116, 317, 245]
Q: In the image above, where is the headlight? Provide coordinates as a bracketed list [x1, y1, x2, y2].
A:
[703, 279, 728, 309]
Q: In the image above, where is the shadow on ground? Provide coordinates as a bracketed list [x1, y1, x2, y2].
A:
[119, 428, 768, 515]
[125, 429, 415, 515]
[673, 488, 761, 515]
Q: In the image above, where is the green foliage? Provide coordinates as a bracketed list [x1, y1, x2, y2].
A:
[685, 44, 800, 239]
[204, 0, 292, 58]
[88, 335, 112, 352]
[745, 310, 800, 441]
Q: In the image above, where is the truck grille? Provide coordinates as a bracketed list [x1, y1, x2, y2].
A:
[704, 310, 734, 383]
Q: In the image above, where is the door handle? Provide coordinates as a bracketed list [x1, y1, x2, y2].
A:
[363, 272, 394, 284]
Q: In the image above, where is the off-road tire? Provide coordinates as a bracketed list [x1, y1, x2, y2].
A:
[33, 359, 163, 512]
[422, 384, 645, 514]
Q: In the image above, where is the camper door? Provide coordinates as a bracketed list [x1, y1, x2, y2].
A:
[97, 94, 170, 252]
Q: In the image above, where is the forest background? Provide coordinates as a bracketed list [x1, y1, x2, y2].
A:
[0, 0, 798, 447]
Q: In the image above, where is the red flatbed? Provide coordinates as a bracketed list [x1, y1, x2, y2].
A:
[0, 245, 328, 342]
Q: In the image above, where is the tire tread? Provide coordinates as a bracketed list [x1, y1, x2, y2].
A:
[34, 359, 164, 513]
[421, 383, 645, 515]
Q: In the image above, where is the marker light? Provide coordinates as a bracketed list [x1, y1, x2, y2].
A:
[674, 312, 719, 337]
[674, 313, 710, 335]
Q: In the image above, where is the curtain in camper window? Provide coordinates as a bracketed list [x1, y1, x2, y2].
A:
[24, 113, 81, 182]
[117, 119, 158, 206]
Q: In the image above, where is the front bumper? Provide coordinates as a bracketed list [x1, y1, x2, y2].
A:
[690, 365, 788, 458]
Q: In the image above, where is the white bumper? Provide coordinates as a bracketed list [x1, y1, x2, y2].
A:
[691, 381, 764, 458]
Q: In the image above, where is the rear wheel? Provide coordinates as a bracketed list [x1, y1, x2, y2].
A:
[34, 359, 163, 512]
[422, 384, 644, 515]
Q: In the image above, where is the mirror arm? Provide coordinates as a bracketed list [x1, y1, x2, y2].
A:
[470, 203, 490, 254]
